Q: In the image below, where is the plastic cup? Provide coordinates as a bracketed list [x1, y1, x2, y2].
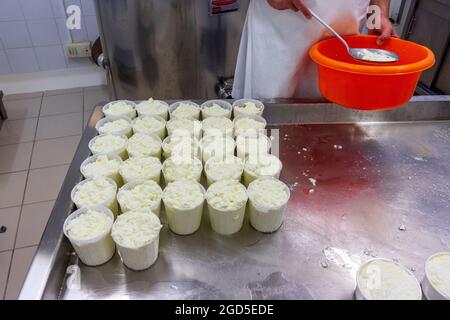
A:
[422, 252, 450, 300]
[80, 153, 123, 187]
[95, 116, 133, 138]
[117, 180, 162, 216]
[201, 100, 232, 119]
[126, 132, 162, 159]
[166, 118, 202, 140]
[63, 205, 115, 266]
[132, 115, 167, 140]
[233, 114, 267, 138]
[88, 134, 128, 160]
[200, 135, 236, 164]
[202, 116, 234, 137]
[119, 156, 162, 185]
[162, 157, 203, 184]
[112, 211, 162, 271]
[243, 154, 283, 187]
[162, 181, 205, 235]
[102, 100, 137, 119]
[247, 178, 290, 233]
[232, 99, 265, 118]
[204, 155, 244, 187]
[162, 135, 200, 160]
[236, 134, 272, 160]
[169, 101, 201, 120]
[206, 181, 248, 235]
[136, 99, 169, 120]
[71, 177, 119, 216]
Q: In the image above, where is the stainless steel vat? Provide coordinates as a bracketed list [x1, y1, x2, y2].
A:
[95, 0, 250, 100]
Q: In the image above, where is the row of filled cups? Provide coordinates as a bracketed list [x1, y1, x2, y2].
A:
[65, 177, 291, 270]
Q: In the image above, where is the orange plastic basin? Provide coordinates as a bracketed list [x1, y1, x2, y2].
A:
[309, 35, 435, 110]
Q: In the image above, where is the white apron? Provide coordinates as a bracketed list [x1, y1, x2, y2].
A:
[232, 0, 370, 99]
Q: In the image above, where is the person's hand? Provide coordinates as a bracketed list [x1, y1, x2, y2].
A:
[369, 15, 398, 45]
[267, 0, 312, 18]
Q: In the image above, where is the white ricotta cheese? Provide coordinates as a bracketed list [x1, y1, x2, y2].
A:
[66, 209, 113, 241]
[426, 253, 450, 298]
[117, 180, 162, 213]
[248, 178, 289, 209]
[200, 135, 235, 163]
[166, 118, 202, 139]
[236, 135, 271, 160]
[81, 155, 121, 179]
[72, 178, 117, 207]
[126, 133, 161, 158]
[136, 98, 169, 120]
[162, 156, 203, 183]
[202, 103, 231, 118]
[206, 180, 248, 211]
[162, 135, 199, 159]
[245, 154, 282, 177]
[235, 101, 262, 115]
[97, 118, 131, 136]
[103, 101, 136, 118]
[202, 117, 234, 137]
[205, 156, 244, 185]
[170, 102, 200, 119]
[357, 259, 422, 300]
[112, 211, 162, 249]
[234, 116, 266, 137]
[119, 156, 161, 184]
[163, 180, 204, 210]
[89, 134, 127, 155]
[132, 116, 166, 139]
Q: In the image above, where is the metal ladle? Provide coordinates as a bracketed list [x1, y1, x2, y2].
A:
[310, 10, 399, 63]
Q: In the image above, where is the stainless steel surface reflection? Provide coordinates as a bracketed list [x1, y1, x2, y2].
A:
[95, 0, 250, 100]
[19, 97, 450, 300]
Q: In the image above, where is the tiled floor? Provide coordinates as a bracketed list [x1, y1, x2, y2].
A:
[0, 85, 109, 300]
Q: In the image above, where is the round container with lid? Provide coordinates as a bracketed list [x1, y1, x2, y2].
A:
[243, 154, 283, 187]
[80, 153, 123, 186]
[112, 211, 162, 271]
[71, 177, 118, 216]
[236, 134, 272, 160]
[136, 98, 169, 120]
[162, 135, 200, 160]
[206, 180, 248, 235]
[119, 156, 162, 185]
[96, 116, 133, 138]
[169, 101, 201, 120]
[422, 252, 450, 300]
[202, 116, 234, 137]
[126, 132, 162, 159]
[132, 115, 167, 140]
[162, 156, 203, 184]
[355, 258, 422, 300]
[102, 100, 137, 119]
[162, 180, 205, 235]
[200, 135, 236, 164]
[204, 155, 244, 187]
[201, 100, 232, 119]
[117, 180, 162, 216]
[88, 134, 128, 160]
[64, 205, 115, 266]
[247, 178, 290, 233]
[166, 118, 202, 140]
[233, 115, 267, 138]
[233, 99, 264, 118]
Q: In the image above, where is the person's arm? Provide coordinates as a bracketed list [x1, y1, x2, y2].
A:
[369, 0, 398, 45]
[267, 0, 312, 18]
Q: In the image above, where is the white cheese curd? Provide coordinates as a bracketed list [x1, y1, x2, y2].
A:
[119, 156, 162, 184]
[236, 134, 271, 160]
[205, 156, 244, 186]
[234, 116, 267, 137]
[233, 99, 264, 117]
[162, 180, 205, 235]
[360, 51, 397, 62]
[170, 102, 200, 119]
[132, 115, 166, 140]
[202, 103, 232, 119]
[162, 156, 203, 183]
[202, 116, 234, 137]
[200, 135, 235, 163]
[243, 154, 282, 187]
[112, 211, 162, 270]
[425, 253, 450, 299]
[126, 132, 162, 159]
[247, 178, 290, 233]
[162, 135, 199, 159]
[89, 134, 128, 160]
[357, 259, 422, 300]
[166, 118, 202, 139]
[71, 178, 118, 215]
[117, 180, 162, 216]
[81, 154, 122, 186]
[97, 117, 132, 137]
[103, 100, 136, 119]
[206, 180, 248, 235]
[136, 98, 169, 120]
[64, 206, 115, 266]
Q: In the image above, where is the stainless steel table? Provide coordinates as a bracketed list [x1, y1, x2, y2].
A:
[20, 97, 450, 300]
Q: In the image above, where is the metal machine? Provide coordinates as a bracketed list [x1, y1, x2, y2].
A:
[95, 0, 250, 100]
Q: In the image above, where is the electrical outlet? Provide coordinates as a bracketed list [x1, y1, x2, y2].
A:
[64, 42, 91, 58]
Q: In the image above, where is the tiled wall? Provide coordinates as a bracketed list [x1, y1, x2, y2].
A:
[0, 0, 99, 75]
